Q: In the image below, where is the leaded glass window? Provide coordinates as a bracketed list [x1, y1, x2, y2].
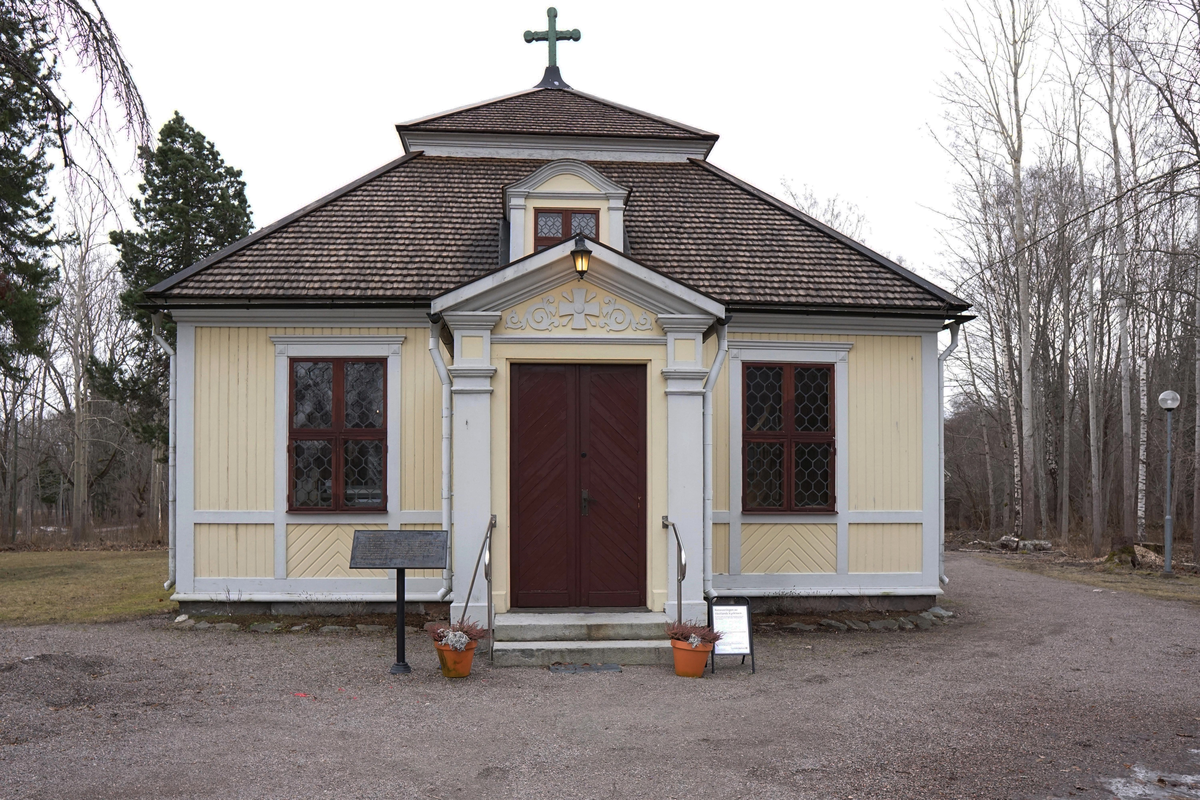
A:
[289, 358, 386, 511]
[743, 363, 835, 512]
[533, 209, 600, 251]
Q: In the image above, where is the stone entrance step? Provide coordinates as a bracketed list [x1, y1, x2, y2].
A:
[492, 611, 669, 642]
[490, 611, 673, 667]
[492, 639, 674, 667]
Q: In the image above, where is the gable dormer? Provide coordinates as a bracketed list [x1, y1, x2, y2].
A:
[504, 159, 630, 262]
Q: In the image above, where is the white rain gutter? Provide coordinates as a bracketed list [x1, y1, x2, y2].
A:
[702, 318, 729, 599]
[937, 322, 961, 586]
[429, 317, 453, 601]
[151, 313, 177, 591]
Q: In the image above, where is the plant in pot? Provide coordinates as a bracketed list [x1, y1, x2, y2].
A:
[665, 621, 722, 678]
[428, 619, 488, 678]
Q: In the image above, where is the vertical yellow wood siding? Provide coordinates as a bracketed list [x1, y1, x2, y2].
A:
[705, 335, 730, 512]
[713, 523, 730, 573]
[397, 329, 443, 512]
[286, 523, 444, 579]
[731, 333, 923, 511]
[193, 327, 440, 513]
[740, 523, 837, 573]
[848, 523, 923, 572]
[194, 524, 273, 577]
[193, 327, 274, 510]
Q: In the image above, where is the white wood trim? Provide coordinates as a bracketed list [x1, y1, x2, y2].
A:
[505, 159, 629, 200]
[730, 340, 853, 353]
[177, 323, 196, 594]
[182, 575, 445, 602]
[171, 308, 430, 326]
[401, 132, 710, 162]
[193, 510, 275, 524]
[729, 314, 945, 335]
[726, 345, 852, 577]
[712, 573, 941, 595]
[835, 358, 850, 575]
[432, 238, 725, 319]
[268, 335, 412, 582]
[491, 335, 668, 346]
[273, 346, 289, 579]
[921, 332, 941, 589]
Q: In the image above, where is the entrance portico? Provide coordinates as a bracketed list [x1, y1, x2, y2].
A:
[431, 235, 725, 625]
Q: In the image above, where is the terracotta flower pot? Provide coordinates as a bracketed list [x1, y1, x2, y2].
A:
[434, 639, 478, 678]
[670, 639, 713, 678]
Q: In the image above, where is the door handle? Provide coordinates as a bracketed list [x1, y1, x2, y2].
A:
[581, 489, 590, 516]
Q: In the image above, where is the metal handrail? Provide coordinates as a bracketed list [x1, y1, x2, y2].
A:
[459, 514, 497, 630]
[662, 517, 686, 624]
[483, 531, 493, 661]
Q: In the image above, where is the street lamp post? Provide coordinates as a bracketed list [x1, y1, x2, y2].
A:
[1159, 390, 1180, 575]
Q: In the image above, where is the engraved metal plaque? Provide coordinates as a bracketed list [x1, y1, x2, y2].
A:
[349, 530, 448, 570]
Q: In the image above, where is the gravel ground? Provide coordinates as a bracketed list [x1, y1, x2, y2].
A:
[1, 552, 1198, 800]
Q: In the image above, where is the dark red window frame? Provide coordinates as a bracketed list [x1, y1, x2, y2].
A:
[533, 208, 600, 251]
[742, 362, 836, 513]
[288, 358, 387, 512]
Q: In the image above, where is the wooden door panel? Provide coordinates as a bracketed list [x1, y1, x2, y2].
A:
[511, 365, 576, 607]
[512, 363, 645, 608]
[580, 365, 646, 607]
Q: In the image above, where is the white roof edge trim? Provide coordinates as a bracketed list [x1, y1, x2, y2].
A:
[505, 159, 630, 201]
[431, 237, 725, 319]
[401, 132, 712, 162]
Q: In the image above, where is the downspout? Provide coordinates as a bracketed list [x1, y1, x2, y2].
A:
[429, 316, 453, 601]
[938, 322, 961, 587]
[151, 313, 177, 592]
[702, 317, 730, 599]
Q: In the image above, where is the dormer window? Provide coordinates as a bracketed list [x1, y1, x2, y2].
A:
[535, 209, 598, 251]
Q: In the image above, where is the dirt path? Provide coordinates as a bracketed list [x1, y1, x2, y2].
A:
[1, 553, 1198, 799]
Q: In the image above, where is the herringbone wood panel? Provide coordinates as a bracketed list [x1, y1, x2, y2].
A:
[511, 364, 645, 607]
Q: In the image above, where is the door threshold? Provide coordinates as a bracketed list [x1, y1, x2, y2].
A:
[511, 607, 653, 614]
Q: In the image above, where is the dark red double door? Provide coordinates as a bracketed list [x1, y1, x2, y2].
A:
[511, 364, 647, 608]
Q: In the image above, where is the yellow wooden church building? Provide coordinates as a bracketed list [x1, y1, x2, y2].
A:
[145, 23, 970, 664]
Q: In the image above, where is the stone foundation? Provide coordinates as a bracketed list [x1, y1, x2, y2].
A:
[748, 595, 936, 615]
[177, 600, 450, 617]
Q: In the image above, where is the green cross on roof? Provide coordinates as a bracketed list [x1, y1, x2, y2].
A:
[524, 7, 580, 68]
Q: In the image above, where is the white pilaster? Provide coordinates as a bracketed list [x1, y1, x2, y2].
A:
[660, 314, 714, 623]
[175, 322, 196, 595]
[508, 197, 526, 262]
[445, 312, 501, 622]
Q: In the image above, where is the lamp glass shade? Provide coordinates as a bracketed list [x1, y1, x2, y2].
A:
[571, 235, 591, 279]
[1159, 390, 1181, 410]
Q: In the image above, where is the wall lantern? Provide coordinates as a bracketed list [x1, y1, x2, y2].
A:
[571, 235, 591, 280]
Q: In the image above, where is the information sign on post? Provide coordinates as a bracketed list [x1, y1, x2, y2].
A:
[350, 529, 448, 675]
[707, 596, 755, 674]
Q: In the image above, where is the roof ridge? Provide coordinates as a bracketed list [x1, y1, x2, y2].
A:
[560, 88, 717, 139]
[145, 151, 426, 298]
[687, 159, 970, 310]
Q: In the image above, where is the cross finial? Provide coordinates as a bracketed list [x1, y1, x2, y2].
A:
[524, 7, 580, 68]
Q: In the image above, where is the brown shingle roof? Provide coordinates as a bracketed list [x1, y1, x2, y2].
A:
[149, 154, 968, 315]
[397, 88, 716, 141]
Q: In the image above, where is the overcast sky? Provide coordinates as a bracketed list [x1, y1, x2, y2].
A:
[91, 0, 964, 283]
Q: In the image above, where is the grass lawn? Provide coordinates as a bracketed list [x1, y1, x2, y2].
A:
[981, 552, 1200, 605]
[0, 550, 175, 626]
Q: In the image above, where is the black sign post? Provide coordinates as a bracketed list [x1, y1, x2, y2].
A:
[350, 529, 449, 675]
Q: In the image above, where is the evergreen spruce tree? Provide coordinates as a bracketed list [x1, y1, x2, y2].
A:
[94, 112, 252, 446]
[0, 10, 59, 379]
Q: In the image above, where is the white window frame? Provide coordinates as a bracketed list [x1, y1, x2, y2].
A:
[725, 340, 852, 576]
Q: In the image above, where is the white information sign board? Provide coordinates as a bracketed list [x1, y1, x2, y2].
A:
[712, 604, 751, 655]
